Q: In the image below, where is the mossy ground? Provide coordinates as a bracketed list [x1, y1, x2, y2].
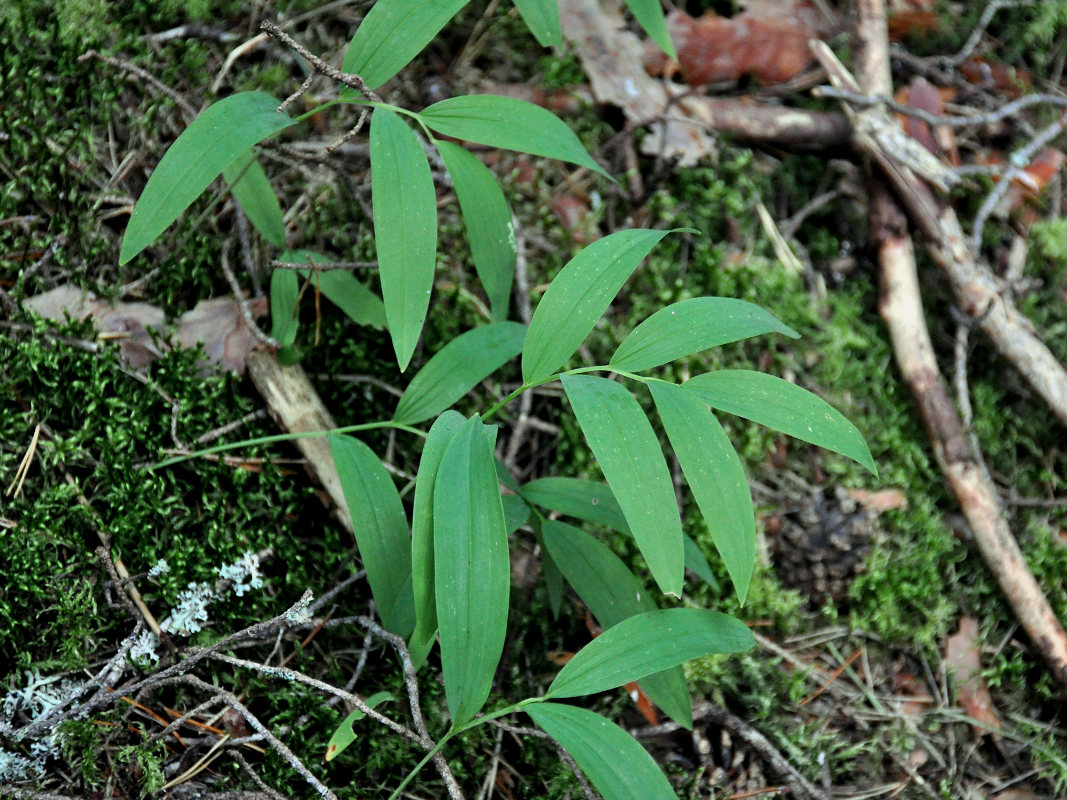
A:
[3, 1, 1067, 797]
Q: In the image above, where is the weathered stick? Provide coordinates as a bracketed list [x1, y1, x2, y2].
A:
[851, 0, 1067, 690]
[246, 348, 354, 537]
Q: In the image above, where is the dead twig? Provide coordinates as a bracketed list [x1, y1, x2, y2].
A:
[850, 0, 1067, 692]
[631, 701, 830, 800]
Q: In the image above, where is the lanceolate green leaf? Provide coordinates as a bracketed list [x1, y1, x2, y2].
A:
[409, 411, 466, 668]
[512, 0, 562, 47]
[341, 0, 470, 92]
[370, 108, 438, 372]
[521, 477, 629, 533]
[501, 493, 531, 536]
[120, 92, 296, 264]
[623, 0, 677, 59]
[280, 249, 387, 331]
[521, 477, 718, 589]
[223, 151, 286, 247]
[526, 703, 675, 800]
[522, 229, 677, 383]
[685, 370, 877, 474]
[324, 692, 394, 762]
[420, 95, 611, 179]
[610, 297, 799, 373]
[394, 322, 526, 424]
[269, 268, 299, 347]
[546, 609, 754, 699]
[649, 382, 755, 604]
[541, 520, 692, 728]
[561, 375, 684, 597]
[329, 434, 415, 637]
[436, 140, 516, 321]
[434, 417, 510, 727]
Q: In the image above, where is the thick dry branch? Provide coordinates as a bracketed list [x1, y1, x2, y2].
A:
[681, 99, 851, 149]
[854, 0, 1067, 691]
[811, 45, 1067, 430]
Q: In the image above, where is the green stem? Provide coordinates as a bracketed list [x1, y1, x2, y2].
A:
[386, 698, 545, 800]
[386, 731, 454, 800]
[480, 366, 661, 422]
[150, 420, 426, 470]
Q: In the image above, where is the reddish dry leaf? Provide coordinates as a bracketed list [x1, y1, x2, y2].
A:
[648, 9, 818, 86]
[944, 616, 1000, 736]
[960, 57, 1032, 98]
[886, 10, 941, 41]
[626, 681, 659, 726]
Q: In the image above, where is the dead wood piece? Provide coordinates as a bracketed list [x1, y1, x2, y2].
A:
[812, 40, 1067, 431]
[686, 97, 852, 149]
[246, 349, 353, 537]
[855, 0, 1067, 692]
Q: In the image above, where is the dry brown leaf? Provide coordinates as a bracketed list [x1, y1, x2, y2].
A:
[944, 616, 1001, 736]
[175, 295, 267, 375]
[23, 283, 265, 374]
[651, 6, 825, 87]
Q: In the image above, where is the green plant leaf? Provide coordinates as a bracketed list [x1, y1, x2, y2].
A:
[521, 477, 717, 590]
[623, 0, 677, 59]
[649, 382, 755, 604]
[409, 411, 466, 668]
[420, 94, 611, 179]
[370, 108, 438, 372]
[341, 0, 471, 92]
[329, 434, 415, 637]
[512, 0, 562, 46]
[526, 703, 675, 800]
[547, 608, 753, 699]
[434, 417, 510, 727]
[522, 229, 678, 382]
[279, 249, 387, 330]
[436, 140, 516, 320]
[324, 692, 394, 762]
[610, 297, 799, 373]
[394, 321, 526, 424]
[682, 535, 720, 593]
[540, 520, 692, 728]
[685, 370, 877, 474]
[119, 92, 296, 265]
[222, 151, 286, 247]
[269, 268, 299, 347]
[535, 521, 565, 617]
[502, 493, 531, 536]
[561, 374, 684, 597]
[521, 477, 630, 532]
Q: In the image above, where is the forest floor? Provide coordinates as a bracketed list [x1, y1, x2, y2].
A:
[3, 1, 1067, 798]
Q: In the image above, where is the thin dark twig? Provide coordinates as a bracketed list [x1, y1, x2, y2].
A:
[78, 50, 198, 122]
[813, 85, 1067, 130]
[353, 615, 464, 800]
[171, 674, 337, 800]
[17, 591, 313, 739]
[207, 652, 423, 745]
[971, 110, 1067, 249]
[270, 259, 378, 271]
[260, 21, 382, 106]
[946, 0, 1036, 66]
[221, 240, 278, 348]
[632, 701, 830, 800]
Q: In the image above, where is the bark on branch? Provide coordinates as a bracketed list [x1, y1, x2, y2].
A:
[851, 0, 1067, 690]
